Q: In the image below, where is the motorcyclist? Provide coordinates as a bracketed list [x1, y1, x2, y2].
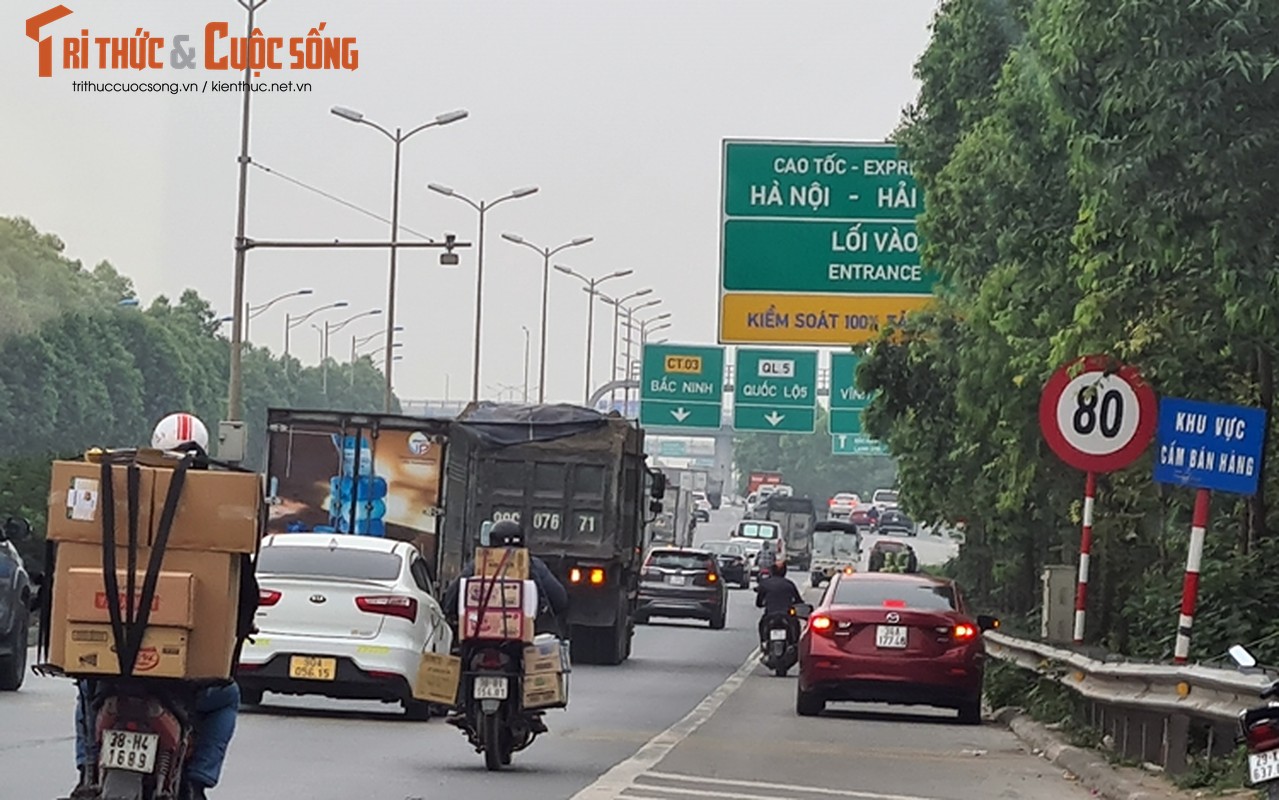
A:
[65, 413, 260, 800]
[441, 519, 569, 735]
[755, 560, 803, 646]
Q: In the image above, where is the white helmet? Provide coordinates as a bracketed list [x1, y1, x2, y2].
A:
[152, 412, 210, 451]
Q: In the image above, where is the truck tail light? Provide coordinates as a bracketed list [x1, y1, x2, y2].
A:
[589, 568, 605, 585]
[570, 567, 605, 585]
[569, 568, 583, 584]
[355, 595, 418, 623]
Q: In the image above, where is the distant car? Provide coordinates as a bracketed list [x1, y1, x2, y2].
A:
[238, 533, 454, 719]
[847, 503, 881, 530]
[0, 517, 35, 691]
[702, 541, 750, 589]
[867, 540, 919, 573]
[636, 547, 727, 629]
[774, 484, 794, 498]
[796, 572, 998, 724]
[872, 489, 900, 509]
[692, 491, 712, 522]
[878, 508, 916, 536]
[828, 492, 860, 519]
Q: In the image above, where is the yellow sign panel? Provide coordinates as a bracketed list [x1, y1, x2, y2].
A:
[664, 355, 703, 374]
[719, 293, 935, 345]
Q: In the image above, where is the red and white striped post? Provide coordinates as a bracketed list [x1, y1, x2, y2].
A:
[1073, 471, 1097, 644]
[1173, 488, 1211, 664]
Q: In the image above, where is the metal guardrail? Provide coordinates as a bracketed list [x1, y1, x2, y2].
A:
[985, 631, 1269, 772]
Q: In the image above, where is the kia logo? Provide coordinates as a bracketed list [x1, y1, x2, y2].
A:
[309, 594, 326, 604]
[885, 612, 900, 623]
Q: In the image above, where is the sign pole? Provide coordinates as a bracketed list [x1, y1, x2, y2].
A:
[1073, 471, 1096, 645]
[1173, 488, 1211, 665]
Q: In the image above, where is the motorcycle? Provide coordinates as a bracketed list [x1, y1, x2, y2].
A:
[78, 678, 199, 799]
[457, 639, 539, 771]
[760, 603, 811, 677]
[1230, 644, 1279, 798]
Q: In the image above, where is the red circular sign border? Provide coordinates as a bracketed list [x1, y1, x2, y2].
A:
[1038, 355, 1157, 473]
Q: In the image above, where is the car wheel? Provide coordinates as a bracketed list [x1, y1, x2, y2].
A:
[709, 609, 726, 630]
[239, 686, 265, 707]
[957, 697, 982, 726]
[796, 686, 824, 717]
[634, 613, 649, 626]
[0, 614, 29, 692]
[403, 699, 434, 721]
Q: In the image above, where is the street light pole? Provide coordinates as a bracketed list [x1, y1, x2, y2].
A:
[553, 265, 634, 404]
[284, 300, 349, 372]
[331, 105, 468, 411]
[501, 233, 594, 403]
[521, 325, 530, 403]
[245, 287, 313, 346]
[227, 0, 270, 429]
[598, 288, 653, 411]
[619, 299, 662, 414]
[320, 308, 384, 394]
[427, 184, 538, 401]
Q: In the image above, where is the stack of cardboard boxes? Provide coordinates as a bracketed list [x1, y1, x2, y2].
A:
[45, 453, 262, 680]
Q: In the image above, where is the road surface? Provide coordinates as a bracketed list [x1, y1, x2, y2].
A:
[1, 510, 1088, 799]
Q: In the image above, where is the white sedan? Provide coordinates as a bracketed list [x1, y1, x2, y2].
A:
[238, 533, 453, 719]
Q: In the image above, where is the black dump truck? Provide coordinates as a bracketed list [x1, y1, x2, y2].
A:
[262, 405, 662, 667]
[439, 403, 658, 666]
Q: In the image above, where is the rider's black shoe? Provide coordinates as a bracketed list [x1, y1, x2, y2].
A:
[183, 783, 210, 800]
[528, 714, 549, 734]
[445, 711, 468, 730]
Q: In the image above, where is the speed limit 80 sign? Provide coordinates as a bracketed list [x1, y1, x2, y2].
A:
[1039, 355, 1157, 473]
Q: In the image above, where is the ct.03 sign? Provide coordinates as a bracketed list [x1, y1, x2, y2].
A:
[1038, 355, 1158, 474]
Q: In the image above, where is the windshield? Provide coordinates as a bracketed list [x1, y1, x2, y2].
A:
[704, 541, 744, 556]
[648, 551, 713, 571]
[733, 523, 778, 540]
[832, 580, 957, 611]
[813, 531, 860, 558]
[257, 546, 402, 582]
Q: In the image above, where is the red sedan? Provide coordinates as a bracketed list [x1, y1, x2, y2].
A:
[796, 572, 998, 724]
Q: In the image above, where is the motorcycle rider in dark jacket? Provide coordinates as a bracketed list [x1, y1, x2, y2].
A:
[755, 561, 803, 645]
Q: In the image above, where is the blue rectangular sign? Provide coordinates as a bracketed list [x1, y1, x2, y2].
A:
[1153, 397, 1267, 495]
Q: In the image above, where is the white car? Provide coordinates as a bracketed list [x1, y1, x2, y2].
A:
[828, 492, 860, 519]
[238, 533, 453, 718]
[692, 491, 712, 521]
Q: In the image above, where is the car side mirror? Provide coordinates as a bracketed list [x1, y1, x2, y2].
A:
[977, 614, 1000, 632]
[794, 603, 813, 620]
[649, 473, 667, 499]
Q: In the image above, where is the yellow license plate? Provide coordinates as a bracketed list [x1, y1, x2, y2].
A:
[288, 655, 337, 681]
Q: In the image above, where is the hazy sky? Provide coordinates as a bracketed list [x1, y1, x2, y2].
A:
[3, 0, 940, 404]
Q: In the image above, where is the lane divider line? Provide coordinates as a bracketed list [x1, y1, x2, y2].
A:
[569, 651, 762, 800]
[640, 771, 941, 800]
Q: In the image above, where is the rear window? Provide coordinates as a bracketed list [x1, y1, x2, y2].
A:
[648, 551, 713, 571]
[734, 523, 778, 540]
[257, 546, 402, 581]
[832, 579, 957, 611]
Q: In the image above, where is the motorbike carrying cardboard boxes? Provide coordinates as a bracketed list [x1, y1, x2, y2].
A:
[49, 541, 242, 680]
[412, 651, 461, 705]
[462, 608, 534, 643]
[475, 546, 530, 580]
[459, 577, 537, 643]
[523, 636, 569, 675]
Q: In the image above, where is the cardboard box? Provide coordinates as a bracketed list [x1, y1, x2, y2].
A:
[462, 609, 534, 643]
[464, 578, 524, 609]
[48, 461, 156, 547]
[152, 468, 262, 554]
[475, 546, 530, 580]
[523, 638, 568, 675]
[64, 567, 196, 628]
[522, 672, 567, 709]
[412, 652, 461, 705]
[62, 623, 189, 678]
[51, 542, 241, 679]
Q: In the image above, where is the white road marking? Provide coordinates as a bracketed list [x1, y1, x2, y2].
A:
[624, 772, 941, 800]
[568, 651, 762, 799]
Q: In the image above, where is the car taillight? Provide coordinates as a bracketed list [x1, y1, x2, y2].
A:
[706, 572, 718, 583]
[809, 615, 834, 636]
[355, 595, 418, 623]
[1247, 721, 1279, 751]
[952, 623, 977, 642]
[259, 589, 281, 607]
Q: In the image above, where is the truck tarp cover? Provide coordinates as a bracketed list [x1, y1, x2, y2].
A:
[455, 402, 612, 448]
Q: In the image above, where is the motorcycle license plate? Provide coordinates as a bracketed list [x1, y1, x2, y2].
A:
[769, 629, 788, 641]
[102, 730, 159, 774]
[473, 676, 508, 700]
[876, 625, 908, 649]
[1249, 748, 1279, 784]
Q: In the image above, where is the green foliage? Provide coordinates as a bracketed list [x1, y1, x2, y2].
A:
[0, 216, 397, 569]
[860, 0, 1279, 659]
[734, 405, 897, 501]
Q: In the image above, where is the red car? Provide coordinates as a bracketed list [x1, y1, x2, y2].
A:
[796, 572, 998, 724]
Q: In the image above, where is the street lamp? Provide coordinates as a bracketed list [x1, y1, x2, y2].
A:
[284, 301, 349, 362]
[427, 183, 539, 402]
[118, 297, 141, 308]
[597, 288, 653, 409]
[350, 326, 402, 385]
[245, 288, 313, 345]
[321, 308, 383, 393]
[501, 233, 594, 403]
[521, 325, 531, 403]
[331, 104, 469, 411]
[624, 309, 670, 411]
[553, 265, 634, 403]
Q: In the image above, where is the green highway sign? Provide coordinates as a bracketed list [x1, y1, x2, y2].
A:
[832, 433, 890, 456]
[640, 344, 725, 430]
[658, 440, 687, 457]
[828, 353, 873, 435]
[732, 348, 817, 433]
[719, 140, 935, 347]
